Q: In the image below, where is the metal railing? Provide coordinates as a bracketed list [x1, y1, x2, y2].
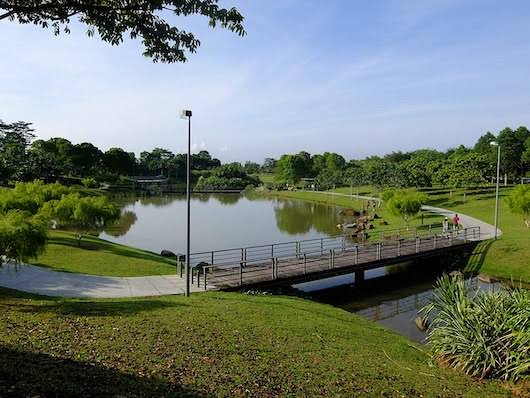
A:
[188, 224, 481, 290]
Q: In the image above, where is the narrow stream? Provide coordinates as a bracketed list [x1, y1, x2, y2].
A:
[294, 263, 502, 343]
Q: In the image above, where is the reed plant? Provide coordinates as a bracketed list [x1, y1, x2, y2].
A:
[423, 274, 530, 380]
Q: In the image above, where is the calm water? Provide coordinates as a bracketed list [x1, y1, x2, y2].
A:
[100, 193, 353, 254]
[304, 267, 502, 342]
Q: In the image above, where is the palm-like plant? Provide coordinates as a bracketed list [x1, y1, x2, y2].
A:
[423, 274, 529, 380]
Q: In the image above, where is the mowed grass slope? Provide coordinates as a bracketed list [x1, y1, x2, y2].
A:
[0, 287, 524, 397]
[33, 230, 177, 277]
[430, 188, 530, 283]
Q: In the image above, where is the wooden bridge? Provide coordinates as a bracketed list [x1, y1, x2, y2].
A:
[187, 224, 482, 291]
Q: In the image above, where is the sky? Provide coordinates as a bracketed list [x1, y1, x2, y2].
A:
[2, 0, 530, 162]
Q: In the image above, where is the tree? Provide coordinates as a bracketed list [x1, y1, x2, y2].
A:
[103, 147, 137, 176]
[431, 152, 491, 188]
[314, 169, 343, 190]
[261, 158, 277, 173]
[44, 193, 120, 245]
[71, 142, 102, 176]
[1, 0, 246, 63]
[0, 210, 48, 265]
[386, 190, 428, 227]
[506, 185, 530, 228]
[0, 120, 35, 181]
[244, 161, 260, 175]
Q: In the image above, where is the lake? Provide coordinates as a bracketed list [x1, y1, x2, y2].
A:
[100, 193, 354, 254]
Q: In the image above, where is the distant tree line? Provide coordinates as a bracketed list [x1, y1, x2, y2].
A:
[266, 127, 530, 189]
[0, 119, 229, 184]
[2, 120, 529, 190]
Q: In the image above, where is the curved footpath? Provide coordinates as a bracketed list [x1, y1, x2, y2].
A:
[0, 196, 500, 298]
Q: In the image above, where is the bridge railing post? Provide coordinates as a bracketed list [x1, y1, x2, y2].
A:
[211, 252, 214, 266]
[397, 239, 401, 256]
[275, 257, 279, 278]
[303, 253, 307, 274]
[271, 258, 275, 280]
[355, 245, 359, 265]
[429, 224, 432, 238]
[342, 236, 345, 252]
[203, 266, 207, 291]
[321, 238, 324, 256]
[239, 262, 243, 286]
[415, 237, 420, 253]
[434, 234, 437, 249]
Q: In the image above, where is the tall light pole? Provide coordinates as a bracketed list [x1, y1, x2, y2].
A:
[181, 109, 192, 296]
[490, 141, 501, 240]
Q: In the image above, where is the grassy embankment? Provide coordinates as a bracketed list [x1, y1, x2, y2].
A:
[274, 186, 530, 283]
[33, 230, 177, 277]
[1, 287, 526, 397]
[426, 187, 530, 283]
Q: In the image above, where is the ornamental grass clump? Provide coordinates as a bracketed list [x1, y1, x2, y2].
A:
[423, 275, 530, 381]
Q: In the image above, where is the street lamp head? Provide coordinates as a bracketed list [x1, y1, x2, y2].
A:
[180, 109, 192, 119]
[490, 141, 498, 146]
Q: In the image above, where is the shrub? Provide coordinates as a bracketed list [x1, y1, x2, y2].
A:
[44, 193, 120, 245]
[423, 275, 530, 381]
[0, 210, 48, 265]
[0, 181, 70, 214]
[81, 177, 99, 188]
[506, 185, 530, 228]
[386, 190, 428, 226]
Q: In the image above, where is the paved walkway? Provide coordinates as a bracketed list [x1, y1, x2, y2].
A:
[0, 266, 210, 298]
[0, 193, 499, 298]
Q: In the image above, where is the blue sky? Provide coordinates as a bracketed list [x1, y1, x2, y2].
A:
[2, 0, 530, 162]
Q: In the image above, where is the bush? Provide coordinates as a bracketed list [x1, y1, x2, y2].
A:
[0, 210, 48, 264]
[423, 275, 530, 381]
[0, 181, 71, 214]
[44, 193, 120, 245]
[386, 190, 428, 226]
[81, 177, 99, 188]
[506, 185, 530, 228]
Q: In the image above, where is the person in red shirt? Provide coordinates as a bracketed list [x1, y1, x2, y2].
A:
[452, 214, 460, 231]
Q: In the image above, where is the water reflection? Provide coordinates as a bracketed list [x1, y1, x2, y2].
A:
[307, 265, 502, 343]
[100, 193, 351, 254]
[104, 211, 138, 238]
[274, 200, 349, 236]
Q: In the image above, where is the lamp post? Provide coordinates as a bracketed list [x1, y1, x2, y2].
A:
[490, 141, 501, 240]
[180, 109, 192, 296]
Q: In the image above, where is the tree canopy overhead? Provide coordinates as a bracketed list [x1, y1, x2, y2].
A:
[0, 0, 246, 63]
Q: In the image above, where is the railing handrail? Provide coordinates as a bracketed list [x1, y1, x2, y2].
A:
[189, 221, 446, 257]
[191, 226, 480, 269]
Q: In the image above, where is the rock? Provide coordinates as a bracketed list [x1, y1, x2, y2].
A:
[415, 316, 429, 331]
[160, 249, 176, 257]
[478, 274, 496, 284]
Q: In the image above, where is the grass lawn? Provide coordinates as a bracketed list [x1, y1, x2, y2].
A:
[0, 287, 525, 397]
[32, 230, 177, 277]
[428, 188, 530, 283]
